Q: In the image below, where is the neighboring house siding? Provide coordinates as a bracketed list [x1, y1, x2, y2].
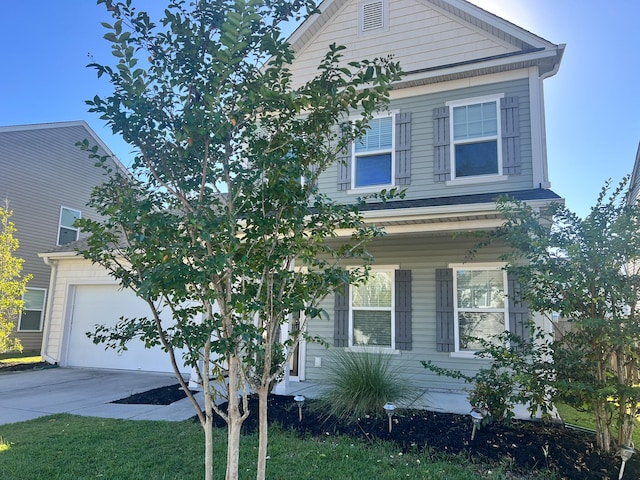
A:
[290, 0, 516, 88]
[303, 234, 510, 391]
[317, 77, 533, 203]
[0, 122, 122, 351]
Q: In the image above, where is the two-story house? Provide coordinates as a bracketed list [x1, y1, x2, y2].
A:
[277, 0, 564, 392]
[39, 0, 564, 394]
[0, 121, 126, 351]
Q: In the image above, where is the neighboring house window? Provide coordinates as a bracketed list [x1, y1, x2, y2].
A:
[433, 96, 520, 183]
[353, 115, 394, 189]
[435, 266, 529, 354]
[337, 112, 411, 191]
[58, 207, 81, 246]
[18, 288, 46, 332]
[453, 265, 507, 352]
[334, 269, 412, 351]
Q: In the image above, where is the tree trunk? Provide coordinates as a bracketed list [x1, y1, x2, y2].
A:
[225, 355, 243, 480]
[256, 385, 269, 480]
[594, 399, 612, 453]
[204, 414, 214, 480]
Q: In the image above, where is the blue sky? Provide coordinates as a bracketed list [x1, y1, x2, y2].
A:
[1, 0, 638, 217]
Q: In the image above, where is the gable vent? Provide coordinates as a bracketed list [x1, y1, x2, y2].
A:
[361, 0, 385, 32]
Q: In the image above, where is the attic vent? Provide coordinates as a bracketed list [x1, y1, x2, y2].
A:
[360, 0, 386, 32]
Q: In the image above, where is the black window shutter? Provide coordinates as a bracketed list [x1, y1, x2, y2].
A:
[395, 112, 411, 186]
[334, 282, 350, 347]
[394, 269, 412, 350]
[501, 96, 521, 175]
[435, 268, 455, 352]
[507, 274, 530, 342]
[433, 106, 451, 182]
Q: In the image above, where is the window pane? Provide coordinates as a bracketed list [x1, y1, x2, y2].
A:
[458, 312, 505, 350]
[353, 310, 391, 346]
[457, 270, 504, 308]
[355, 153, 392, 187]
[453, 102, 497, 140]
[454, 140, 498, 177]
[61, 208, 80, 228]
[24, 289, 45, 310]
[58, 227, 79, 245]
[19, 311, 42, 331]
[352, 272, 392, 308]
[355, 116, 393, 153]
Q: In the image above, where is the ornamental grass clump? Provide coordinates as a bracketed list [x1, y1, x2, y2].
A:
[321, 350, 415, 423]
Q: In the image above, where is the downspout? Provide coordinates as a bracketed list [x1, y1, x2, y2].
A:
[534, 44, 566, 190]
[39, 254, 58, 365]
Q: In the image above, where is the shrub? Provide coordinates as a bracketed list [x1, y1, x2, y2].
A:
[321, 349, 415, 423]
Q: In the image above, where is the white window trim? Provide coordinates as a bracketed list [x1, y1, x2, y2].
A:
[348, 111, 397, 194]
[18, 287, 47, 332]
[58, 206, 81, 246]
[347, 266, 397, 352]
[449, 263, 508, 358]
[446, 94, 505, 185]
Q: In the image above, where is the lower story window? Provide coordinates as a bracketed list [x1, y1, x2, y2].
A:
[18, 288, 46, 332]
[351, 270, 394, 347]
[453, 266, 507, 352]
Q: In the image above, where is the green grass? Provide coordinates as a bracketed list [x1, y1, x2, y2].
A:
[556, 402, 640, 447]
[0, 350, 42, 365]
[0, 415, 554, 479]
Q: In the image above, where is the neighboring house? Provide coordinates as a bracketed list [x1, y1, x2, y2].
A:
[0, 121, 126, 351]
[40, 0, 565, 391]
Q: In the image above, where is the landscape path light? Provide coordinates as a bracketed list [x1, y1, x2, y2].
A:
[294, 395, 305, 422]
[618, 444, 634, 480]
[469, 409, 486, 441]
[383, 402, 395, 433]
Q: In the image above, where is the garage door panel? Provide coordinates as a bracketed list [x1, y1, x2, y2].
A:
[66, 284, 189, 373]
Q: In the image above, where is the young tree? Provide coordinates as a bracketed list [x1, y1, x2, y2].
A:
[483, 178, 640, 453]
[79, 1, 401, 479]
[0, 201, 31, 354]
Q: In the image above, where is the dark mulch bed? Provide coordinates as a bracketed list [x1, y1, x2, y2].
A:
[111, 384, 196, 405]
[214, 395, 638, 480]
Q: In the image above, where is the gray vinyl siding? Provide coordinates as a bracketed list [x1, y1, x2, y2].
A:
[0, 123, 120, 350]
[303, 234, 508, 391]
[317, 78, 533, 204]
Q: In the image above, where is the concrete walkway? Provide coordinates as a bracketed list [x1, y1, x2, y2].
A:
[0, 367, 204, 425]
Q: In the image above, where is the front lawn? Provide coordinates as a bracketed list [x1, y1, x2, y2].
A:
[0, 414, 550, 479]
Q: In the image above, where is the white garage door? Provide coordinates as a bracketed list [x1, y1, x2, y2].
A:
[65, 284, 189, 373]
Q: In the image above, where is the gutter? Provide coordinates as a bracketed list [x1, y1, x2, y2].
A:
[38, 254, 59, 365]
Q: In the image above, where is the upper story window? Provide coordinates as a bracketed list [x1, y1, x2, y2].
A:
[453, 264, 508, 353]
[449, 95, 502, 180]
[353, 115, 394, 189]
[433, 95, 520, 185]
[18, 288, 46, 332]
[452, 101, 499, 177]
[58, 207, 81, 246]
[337, 111, 411, 192]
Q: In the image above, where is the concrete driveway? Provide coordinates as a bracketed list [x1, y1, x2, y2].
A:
[0, 367, 204, 425]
